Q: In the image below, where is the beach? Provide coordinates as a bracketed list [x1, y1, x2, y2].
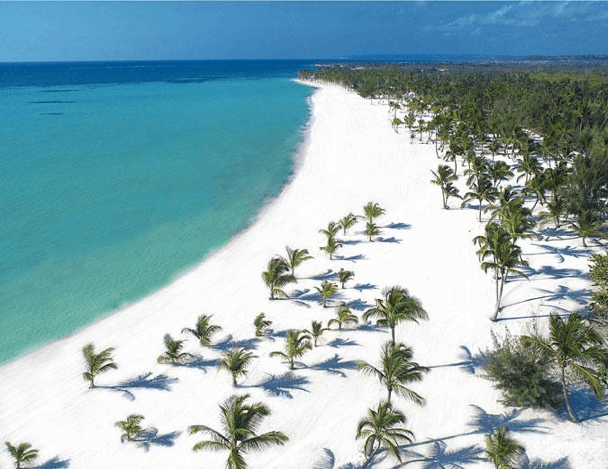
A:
[0, 81, 605, 468]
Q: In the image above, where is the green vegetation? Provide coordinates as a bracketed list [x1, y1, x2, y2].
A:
[284, 246, 313, 277]
[182, 314, 222, 349]
[338, 267, 355, 289]
[270, 330, 312, 370]
[261, 257, 295, 300]
[316, 280, 338, 308]
[218, 347, 257, 387]
[339, 212, 358, 235]
[82, 343, 117, 388]
[304, 320, 328, 347]
[484, 427, 526, 469]
[589, 252, 608, 327]
[363, 202, 385, 223]
[328, 303, 358, 330]
[253, 312, 272, 338]
[482, 331, 560, 409]
[157, 334, 193, 365]
[4, 442, 38, 469]
[115, 414, 145, 443]
[189, 394, 288, 469]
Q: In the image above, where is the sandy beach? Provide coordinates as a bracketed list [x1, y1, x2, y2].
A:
[0, 81, 606, 468]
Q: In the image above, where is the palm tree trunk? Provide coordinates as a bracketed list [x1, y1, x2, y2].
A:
[478, 201, 483, 222]
[232, 376, 237, 387]
[492, 268, 504, 321]
[391, 326, 396, 344]
[388, 385, 392, 403]
[561, 366, 577, 422]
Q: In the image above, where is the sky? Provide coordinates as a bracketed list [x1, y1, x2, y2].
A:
[0, 1, 607, 62]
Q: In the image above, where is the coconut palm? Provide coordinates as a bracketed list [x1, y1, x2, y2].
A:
[182, 314, 222, 348]
[320, 236, 343, 260]
[4, 442, 38, 469]
[515, 153, 542, 184]
[538, 195, 567, 230]
[303, 320, 328, 347]
[521, 312, 608, 422]
[157, 334, 193, 365]
[431, 164, 459, 209]
[363, 202, 386, 223]
[355, 401, 414, 466]
[284, 246, 313, 277]
[363, 286, 428, 344]
[115, 414, 145, 443]
[269, 330, 312, 369]
[218, 347, 257, 387]
[338, 268, 355, 289]
[474, 222, 529, 321]
[488, 160, 514, 188]
[570, 209, 603, 247]
[82, 343, 117, 388]
[328, 303, 359, 330]
[358, 341, 427, 404]
[339, 213, 358, 235]
[261, 256, 295, 300]
[461, 174, 498, 222]
[365, 221, 380, 242]
[188, 394, 288, 469]
[319, 221, 340, 239]
[253, 312, 272, 338]
[484, 427, 525, 469]
[316, 280, 338, 308]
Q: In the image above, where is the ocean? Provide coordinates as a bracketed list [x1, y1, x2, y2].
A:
[0, 60, 314, 364]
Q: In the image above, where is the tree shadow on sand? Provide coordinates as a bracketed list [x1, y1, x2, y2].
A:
[100, 372, 178, 401]
[467, 405, 548, 435]
[515, 265, 584, 282]
[527, 244, 592, 263]
[309, 269, 339, 281]
[347, 299, 373, 311]
[212, 334, 260, 351]
[395, 440, 485, 468]
[338, 254, 367, 263]
[386, 222, 411, 230]
[567, 386, 608, 422]
[523, 456, 571, 469]
[33, 458, 71, 469]
[376, 236, 401, 244]
[310, 354, 358, 378]
[250, 371, 310, 399]
[353, 283, 377, 292]
[500, 285, 591, 312]
[179, 355, 219, 372]
[327, 337, 360, 349]
[427, 346, 485, 375]
[135, 429, 181, 452]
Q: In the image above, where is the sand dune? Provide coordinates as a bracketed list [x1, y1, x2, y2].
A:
[0, 82, 605, 468]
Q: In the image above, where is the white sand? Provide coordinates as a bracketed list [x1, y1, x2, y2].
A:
[1, 82, 606, 469]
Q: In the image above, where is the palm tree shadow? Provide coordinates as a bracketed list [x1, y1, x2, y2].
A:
[353, 283, 377, 292]
[376, 236, 401, 244]
[312, 448, 336, 469]
[523, 456, 571, 469]
[343, 239, 363, 245]
[529, 244, 592, 263]
[427, 346, 485, 375]
[33, 457, 70, 469]
[348, 299, 373, 311]
[516, 265, 584, 282]
[467, 405, 547, 435]
[327, 337, 360, 349]
[100, 372, 178, 401]
[310, 269, 339, 281]
[386, 222, 411, 230]
[396, 440, 484, 468]
[356, 322, 387, 334]
[212, 334, 260, 351]
[136, 429, 181, 452]
[179, 355, 219, 371]
[339, 254, 367, 263]
[568, 386, 608, 422]
[310, 354, 358, 378]
[251, 371, 310, 399]
[500, 285, 591, 311]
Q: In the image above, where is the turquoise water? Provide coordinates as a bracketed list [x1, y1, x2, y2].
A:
[0, 63, 312, 363]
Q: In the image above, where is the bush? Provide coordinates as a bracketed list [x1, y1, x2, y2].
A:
[589, 252, 608, 326]
[482, 330, 561, 409]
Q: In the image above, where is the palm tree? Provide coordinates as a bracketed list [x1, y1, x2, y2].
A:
[261, 256, 295, 300]
[392, 117, 403, 132]
[284, 246, 313, 277]
[355, 401, 414, 466]
[485, 427, 525, 469]
[431, 164, 459, 209]
[115, 414, 145, 443]
[270, 330, 312, 370]
[488, 160, 514, 189]
[363, 286, 428, 344]
[328, 303, 359, 330]
[461, 174, 498, 222]
[320, 236, 343, 260]
[182, 314, 222, 349]
[254, 312, 272, 338]
[474, 222, 529, 321]
[338, 268, 355, 289]
[218, 347, 257, 387]
[570, 209, 602, 247]
[188, 394, 288, 469]
[319, 221, 340, 239]
[515, 154, 541, 184]
[157, 334, 193, 365]
[4, 442, 38, 469]
[82, 343, 117, 388]
[522, 312, 608, 422]
[339, 213, 358, 235]
[363, 202, 386, 223]
[316, 281, 338, 308]
[365, 221, 380, 242]
[303, 320, 328, 347]
[358, 341, 427, 404]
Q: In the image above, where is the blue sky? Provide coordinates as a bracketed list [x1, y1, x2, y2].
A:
[0, 2, 607, 62]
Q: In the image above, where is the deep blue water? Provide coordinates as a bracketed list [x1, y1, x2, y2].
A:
[0, 60, 314, 363]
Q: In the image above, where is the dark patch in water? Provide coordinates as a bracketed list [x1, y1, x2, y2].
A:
[41, 89, 79, 93]
[40, 112, 64, 116]
[30, 101, 77, 104]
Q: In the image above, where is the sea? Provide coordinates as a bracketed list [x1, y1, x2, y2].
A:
[0, 60, 315, 364]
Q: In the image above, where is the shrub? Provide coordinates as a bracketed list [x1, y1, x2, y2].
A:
[589, 252, 608, 326]
[482, 330, 560, 409]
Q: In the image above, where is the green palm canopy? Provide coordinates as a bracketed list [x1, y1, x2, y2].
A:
[82, 343, 117, 388]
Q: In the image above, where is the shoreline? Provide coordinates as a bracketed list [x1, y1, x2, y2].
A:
[1, 81, 606, 468]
